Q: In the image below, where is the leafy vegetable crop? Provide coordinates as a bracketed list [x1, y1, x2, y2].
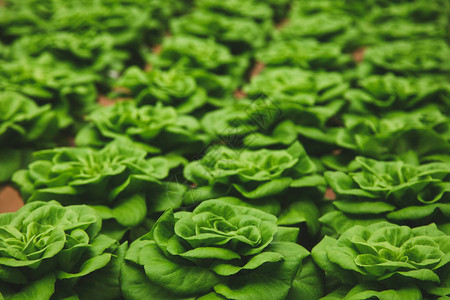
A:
[0, 0, 449, 298]
[312, 222, 450, 299]
[0, 201, 125, 299]
[122, 200, 310, 300]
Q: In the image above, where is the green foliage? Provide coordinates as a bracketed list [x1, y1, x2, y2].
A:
[0, 0, 448, 298]
[245, 67, 349, 106]
[0, 54, 99, 128]
[0, 92, 58, 147]
[274, 13, 359, 50]
[346, 73, 450, 112]
[312, 222, 450, 298]
[0, 0, 189, 73]
[360, 0, 449, 42]
[257, 39, 352, 70]
[195, 0, 274, 22]
[114, 66, 209, 113]
[0, 201, 124, 299]
[75, 101, 210, 155]
[0, 92, 59, 182]
[122, 200, 310, 299]
[185, 141, 323, 200]
[336, 105, 450, 160]
[361, 40, 450, 75]
[146, 36, 249, 90]
[171, 11, 270, 53]
[322, 157, 450, 234]
[12, 141, 179, 228]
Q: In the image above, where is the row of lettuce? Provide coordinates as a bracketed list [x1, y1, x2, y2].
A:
[1, 0, 450, 299]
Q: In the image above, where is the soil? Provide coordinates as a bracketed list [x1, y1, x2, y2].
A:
[0, 185, 24, 213]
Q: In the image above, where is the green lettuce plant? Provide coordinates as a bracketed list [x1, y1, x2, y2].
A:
[242, 68, 347, 151]
[75, 101, 210, 155]
[170, 11, 268, 53]
[322, 157, 450, 235]
[360, 40, 450, 75]
[274, 13, 360, 50]
[200, 96, 292, 149]
[12, 141, 181, 229]
[0, 91, 59, 182]
[0, 200, 125, 299]
[256, 39, 352, 71]
[183, 142, 325, 232]
[200, 99, 303, 151]
[244, 67, 349, 106]
[202, 68, 348, 152]
[360, 0, 448, 42]
[312, 222, 450, 299]
[0, 0, 184, 44]
[362, 20, 446, 42]
[200, 100, 267, 143]
[195, 0, 273, 23]
[121, 199, 311, 299]
[145, 35, 249, 90]
[113, 66, 220, 114]
[184, 141, 323, 199]
[345, 73, 450, 111]
[0, 0, 190, 72]
[288, 0, 369, 17]
[335, 105, 450, 162]
[0, 53, 99, 128]
[8, 31, 128, 74]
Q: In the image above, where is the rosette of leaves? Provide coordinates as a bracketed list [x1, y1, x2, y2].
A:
[184, 141, 323, 200]
[183, 142, 325, 232]
[201, 101, 298, 155]
[200, 99, 265, 146]
[0, 200, 126, 299]
[289, 0, 368, 17]
[360, 40, 450, 75]
[0, 0, 189, 64]
[0, 91, 58, 182]
[75, 101, 209, 156]
[241, 68, 348, 151]
[195, 0, 273, 23]
[256, 39, 352, 71]
[312, 222, 450, 299]
[12, 141, 181, 230]
[259, 0, 292, 21]
[9, 31, 128, 74]
[146, 36, 249, 90]
[170, 11, 268, 54]
[241, 69, 346, 148]
[121, 199, 311, 300]
[322, 156, 450, 235]
[369, 0, 448, 23]
[335, 105, 450, 161]
[0, 53, 99, 128]
[360, 0, 448, 42]
[275, 13, 360, 50]
[245, 67, 349, 107]
[200, 94, 345, 156]
[345, 73, 450, 112]
[114, 66, 209, 114]
[362, 20, 446, 43]
[0, 0, 156, 43]
[49, 2, 148, 46]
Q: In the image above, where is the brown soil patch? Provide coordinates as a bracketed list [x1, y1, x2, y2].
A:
[352, 47, 366, 63]
[233, 89, 247, 99]
[0, 186, 24, 213]
[98, 95, 132, 107]
[324, 187, 336, 200]
[249, 61, 266, 79]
